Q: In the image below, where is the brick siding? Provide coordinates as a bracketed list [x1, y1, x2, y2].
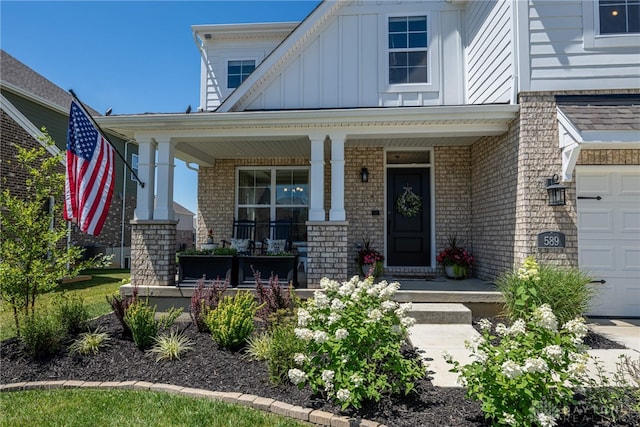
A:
[131, 221, 177, 287]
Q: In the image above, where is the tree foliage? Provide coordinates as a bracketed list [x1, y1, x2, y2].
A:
[0, 131, 105, 335]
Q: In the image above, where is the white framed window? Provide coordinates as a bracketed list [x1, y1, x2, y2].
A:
[388, 16, 429, 85]
[130, 153, 138, 182]
[583, 0, 640, 48]
[599, 0, 639, 34]
[236, 167, 309, 242]
[227, 59, 256, 89]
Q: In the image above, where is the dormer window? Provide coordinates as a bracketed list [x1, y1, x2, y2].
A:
[227, 60, 256, 89]
[599, 0, 639, 34]
[388, 16, 428, 84]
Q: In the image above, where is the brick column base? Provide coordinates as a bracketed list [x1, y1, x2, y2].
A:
[306, 221, 348, 288]
[131, 220, 178, 287]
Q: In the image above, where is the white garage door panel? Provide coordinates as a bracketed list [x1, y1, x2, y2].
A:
[621, 210, 640, 232]
[622, 247, 640, 271]
[580, 246, 615, 270]
[620, 174, 640, 195]
[578, 209, 613, 232]
[578, 166, 640, 317]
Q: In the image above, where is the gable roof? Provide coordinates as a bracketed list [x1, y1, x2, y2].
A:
[217, 0, 338, 112]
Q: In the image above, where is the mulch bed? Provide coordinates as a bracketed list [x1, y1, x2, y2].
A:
[0, 314, 635, 426]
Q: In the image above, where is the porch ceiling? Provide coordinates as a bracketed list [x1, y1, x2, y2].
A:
[97, 104, 519, 166]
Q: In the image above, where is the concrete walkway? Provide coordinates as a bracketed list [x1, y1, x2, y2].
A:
[409, 319, 640, 388]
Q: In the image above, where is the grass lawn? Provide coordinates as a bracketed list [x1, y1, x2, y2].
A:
[0, 389, 309, 427]
[0, 269, 130, 341]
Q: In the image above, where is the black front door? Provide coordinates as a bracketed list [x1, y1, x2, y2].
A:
[386, 168, 431, 266]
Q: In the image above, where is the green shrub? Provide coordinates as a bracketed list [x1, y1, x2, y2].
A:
[53, 293, 90, 335]
[20, 311, 65, 359]
[68, 328, 111, 356]
[124, 300, 183, 350]
[446, 304, 590, 426]
[497, 256, 594, 325]
[266, 322, 306, 384]
[289, 276, 426, 409]
[205, 291, 261, 349]
[244, 333, 271, 361]
[148, 330, 194, 362]
[189, 278, 227, 333]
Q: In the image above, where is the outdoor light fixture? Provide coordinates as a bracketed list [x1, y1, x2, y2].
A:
[546, 174, 566, 206]
[361, 167, 369, 183]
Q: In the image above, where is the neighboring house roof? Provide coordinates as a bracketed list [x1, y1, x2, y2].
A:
[173, 201, 194, 216]
[0, 50, 99, 116]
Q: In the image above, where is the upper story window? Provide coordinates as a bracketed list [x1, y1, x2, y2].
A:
[388, 16, 428, 84]
[599, 0, 639, 34]
[227, 60, 256, 89]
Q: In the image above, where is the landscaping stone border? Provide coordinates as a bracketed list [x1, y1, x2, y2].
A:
[0, 380, 386, 427]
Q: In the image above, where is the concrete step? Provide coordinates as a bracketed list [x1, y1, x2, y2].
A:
[408, 303, 472, 325]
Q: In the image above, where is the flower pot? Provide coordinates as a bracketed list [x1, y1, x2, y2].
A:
[445, 264, 468, 279]
[361, 262, 383, 278]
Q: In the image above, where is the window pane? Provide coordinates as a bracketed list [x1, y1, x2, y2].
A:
[388, 17, 407, 33]
[408, 32, 427, 48]
[408, 51, 427, 66]
[255, 170, 271, 186]
[388, 33, 407, 49]
[629, 4, 640, 32]
[238, 170, 255, 186]
[228, 75, 241, 89]
[228, 64, 242, 74]
[255, 187, 271, 205]
[238, 188, 255, 205]
[389, 52, 408, 66]
[408, 66, 428, 83]
[408, 16, 427, 32]
[276, 207, 308, 241]
[389, 67, 407, 84]
[243, 63, 256, 73]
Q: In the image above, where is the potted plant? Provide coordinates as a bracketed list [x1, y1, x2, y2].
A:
[436, 237, 474, 279]
[237, 251, 299, 287]
[177, 247, 237, 285]
[202, 229, 218, 250]
[355, 240, 384, 278]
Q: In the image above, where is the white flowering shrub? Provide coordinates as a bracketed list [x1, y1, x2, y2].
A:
[446, 304, 590, 427]
[288, 276, 426, 409]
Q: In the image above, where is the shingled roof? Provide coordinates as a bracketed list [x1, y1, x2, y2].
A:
[556, 94, 640, 132]
[0, 50, 99, 115]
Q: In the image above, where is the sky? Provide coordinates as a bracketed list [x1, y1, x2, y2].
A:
[1, 0, 321, 215]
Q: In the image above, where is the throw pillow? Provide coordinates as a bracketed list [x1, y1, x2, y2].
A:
[266, 238, 287, 254]
[231, 238, 250, 253]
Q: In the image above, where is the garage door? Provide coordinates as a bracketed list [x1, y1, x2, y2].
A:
[577, 166, 640, 317]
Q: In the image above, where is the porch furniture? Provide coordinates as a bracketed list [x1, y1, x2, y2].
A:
[262, 219, 293, 253]
[222, 219, 256, 255]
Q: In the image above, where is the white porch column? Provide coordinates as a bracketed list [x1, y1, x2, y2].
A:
[154, 137, 175, 221]
[309, 135, 326, 221]
[134, 136, 156, 220]
[329, 134, 346, 221]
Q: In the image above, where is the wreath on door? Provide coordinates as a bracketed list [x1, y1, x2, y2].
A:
[396, 185, 422, 218]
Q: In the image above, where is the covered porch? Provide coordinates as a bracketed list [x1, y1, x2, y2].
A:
[98, 104, 519, 290]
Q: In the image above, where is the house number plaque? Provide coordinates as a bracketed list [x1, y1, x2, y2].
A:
[537, 231, 565, 248]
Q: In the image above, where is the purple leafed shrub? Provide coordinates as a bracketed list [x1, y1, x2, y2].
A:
[253, 269, 295, 329]
[190, 277, 227, 332]
[106, 284, 139, 338]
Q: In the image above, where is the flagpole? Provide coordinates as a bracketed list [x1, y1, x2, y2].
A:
[68, 89, 145, 188]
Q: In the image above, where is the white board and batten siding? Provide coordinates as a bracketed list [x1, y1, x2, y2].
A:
[577, 166, 640, 317]
[525, 1, 640, 92]
[465, 0, 514, 105]
[245, 1, 467, 111]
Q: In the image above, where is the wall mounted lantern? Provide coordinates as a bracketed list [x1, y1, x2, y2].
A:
[361, 167, 369, 183]
[546, 174, 566, 206]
